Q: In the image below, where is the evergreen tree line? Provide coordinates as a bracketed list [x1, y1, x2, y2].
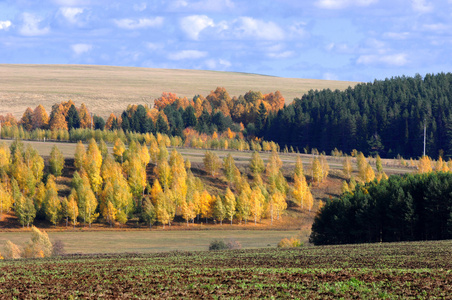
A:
[261, 73, 452, 158]
[310, 172, 452, 245]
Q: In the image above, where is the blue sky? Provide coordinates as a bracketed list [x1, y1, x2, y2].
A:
[0, 0, 451, 82]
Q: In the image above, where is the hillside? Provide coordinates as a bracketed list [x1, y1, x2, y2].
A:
[0, 64, 358, 119]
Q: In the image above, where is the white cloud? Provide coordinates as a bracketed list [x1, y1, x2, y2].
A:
[168, 50, 208, 60]
[383, 32, 410, 40]
[133, 3, 147, 11]
[146, 43, 161, 50]
[170, 0, 234, 12]
[422, 23, 448, 32]
[233, 17, 285, 40]
[0, 20, 12, 30]
[19, 13, 50, 36]
[59, 7, 84, 24]
[323, 72, 339, 80]
[114, 17, 164, 29]
[205, 58, 231, 69]
[412, 0, 433, 13]
[180, 15, 214, 40]
[71, 43, 92, 55]
[268, 51, 295, 59]
[357, 53, 408, 66]
[315, 0, 378, 9]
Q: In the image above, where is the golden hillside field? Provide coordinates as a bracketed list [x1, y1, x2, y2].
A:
[0, 64, 358, 119]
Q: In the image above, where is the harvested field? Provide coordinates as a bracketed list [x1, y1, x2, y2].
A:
[0, 64, 358, 119]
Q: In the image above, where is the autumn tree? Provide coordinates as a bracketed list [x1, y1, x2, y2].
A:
[223, 154, 237, 186]
[49, 108, 68, 131]
[249, 151, 265, 176]
[417, 156, 432, 174]
[74, 141, 86, 171]
[224, 188, 236, 225]
[376, 154, 383, 173]
[84, 139, 103, 194]
[67, 190, 79, 228]
[44, 175, 62, 227]
[142, 197, 157, 229]
[72, 171, 99, 227]
[343, 156, 353, 179]
[213, 195, 226, 225]
[311, 157, 323, 184]
[250, 187, 265, 225]
[49, 145, 65, 176]
[23, 226, 52, 258]
[21, 107, 34, 131]
[200, 190, 213, 223]
[0, 182, 13, 217]
[268, 190, 286, 225]
[32, 104, 49, 130]
[294, 156, 304, 177]
[292, 174, 312, 209]
[78, 103, 92, 129]
[203, 151, 221, 177]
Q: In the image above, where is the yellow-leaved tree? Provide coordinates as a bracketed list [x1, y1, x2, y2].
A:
[44, 175, 62, 227]
[113, 138, 126, 163]
[224, 188, 236, 225]
[417, 156, 432, 174]
[250, 187, 265, 225]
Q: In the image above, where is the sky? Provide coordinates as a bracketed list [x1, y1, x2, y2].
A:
[0, 0, 451, 82]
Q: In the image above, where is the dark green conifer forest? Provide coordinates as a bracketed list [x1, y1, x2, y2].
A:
[262, 73, 452, 158]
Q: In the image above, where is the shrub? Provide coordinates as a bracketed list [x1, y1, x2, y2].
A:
[226, 239, 242, 250]
[209, 240, 228, 251]
[52, 240, 66, 256]
[277, 237, 303, 248]
[23, 226, 53, 258]
[4, 240, 22, 259]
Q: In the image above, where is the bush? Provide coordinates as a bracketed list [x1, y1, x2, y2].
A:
[4, 241, 22, 259]
[226, 239, 242, 250]
[23, 226, 53, 258]
[52, 240, 66, 256]
[277, 237, 302, 248]
[209, 240, 228, 251]
[209, 239, 242, 251]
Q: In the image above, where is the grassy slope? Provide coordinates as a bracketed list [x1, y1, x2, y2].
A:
[0, 64, 358, 119]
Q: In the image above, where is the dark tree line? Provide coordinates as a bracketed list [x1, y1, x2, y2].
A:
[261, 73, 452, 158]
[120, 103, 236, 136]
[310, 172, 452, 245]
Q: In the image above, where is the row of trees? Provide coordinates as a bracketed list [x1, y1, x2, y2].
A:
[310, 171, 452, 245]
[0, 137, 320, 228]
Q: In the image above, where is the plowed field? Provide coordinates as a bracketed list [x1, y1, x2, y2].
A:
[1, 240, 451, 299]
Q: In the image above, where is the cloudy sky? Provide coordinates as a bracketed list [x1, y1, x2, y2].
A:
[0, 0, 451, 82]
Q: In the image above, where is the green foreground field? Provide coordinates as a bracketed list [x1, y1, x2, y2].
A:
[0, 230, 300, 254]
[0, 240, 450, 299]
